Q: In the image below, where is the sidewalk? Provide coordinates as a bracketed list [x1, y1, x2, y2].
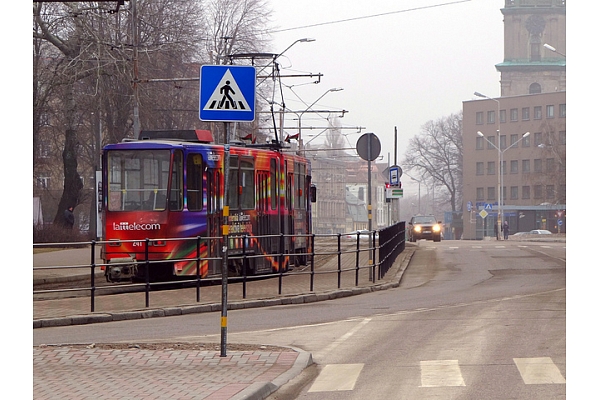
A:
[34, 246, 415, 400]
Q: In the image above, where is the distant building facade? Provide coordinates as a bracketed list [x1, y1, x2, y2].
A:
[461, 0, 566, 239]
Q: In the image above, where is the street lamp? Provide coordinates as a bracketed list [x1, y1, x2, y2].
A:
[543, 43, 566, 58]
[478, 131, 530, 238]
[474, 91, 501, 238]
[298, 88, 343, 152]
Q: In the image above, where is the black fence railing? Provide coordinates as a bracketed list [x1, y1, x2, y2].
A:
[33, 222, 406, 315]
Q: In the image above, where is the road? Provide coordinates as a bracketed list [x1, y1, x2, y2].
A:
[33, 239, 566, 399]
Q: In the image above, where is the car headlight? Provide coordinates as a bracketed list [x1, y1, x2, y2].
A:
[414, 225, 422, 233]
[432, 224, 441, 232]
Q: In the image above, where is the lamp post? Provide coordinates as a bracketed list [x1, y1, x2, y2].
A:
[404, 172, 422, 214]
[298, 88, 343, 153]
[478, 131, 530, 238]
[474, 91, 502, 238]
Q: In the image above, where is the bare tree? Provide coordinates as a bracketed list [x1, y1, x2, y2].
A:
[204, 0, 273, 143]
[402, 112, 463, 212]
[323, 116, 346, 157]
[33, 1, 207, 225]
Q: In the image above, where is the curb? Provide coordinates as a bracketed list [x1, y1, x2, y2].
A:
[231, 349, 314, 400]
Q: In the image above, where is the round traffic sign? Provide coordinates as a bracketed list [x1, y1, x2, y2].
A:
[356, 133, 381, 161]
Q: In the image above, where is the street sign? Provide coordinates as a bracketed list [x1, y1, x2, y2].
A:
[484, 203, 493, 210]
[199, 65, 256, 122]
[467, 201, 472, 212]
[389, 166, 400, 186]
[356, 133, 381, 161]
[479, 209, 488, 219]
[386, 187, 403, 199]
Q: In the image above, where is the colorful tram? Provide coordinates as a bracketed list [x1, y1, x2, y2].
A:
[101, 130, 314, 282]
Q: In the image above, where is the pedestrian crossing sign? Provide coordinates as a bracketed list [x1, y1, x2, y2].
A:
[199, 65, 256, 122]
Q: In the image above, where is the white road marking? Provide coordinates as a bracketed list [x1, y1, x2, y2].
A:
[318, 318, 371, 357]
[420, 359, 465, 387]
[308, 364, 364, 392]
[513, 357, 566, 384]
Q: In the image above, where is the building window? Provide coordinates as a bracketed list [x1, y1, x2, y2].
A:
[534, 185, 543, 199]
[510, 108, 518, 121]
[534, 106, 542, 119]
[487, 135, 496, 149]
[476, 162, 484, 175]
[500, 135, 507, 150]
[522, 186, 530, 199]
[510, 134, 518, 147]
[476, 187, 484, 201]
[487, 111, 496, 124]
[522, 159, 530, 174]
[546, 105, 554, 118]
[38, 140, 50, 158]
[499, 109, 506, 123]
[510, 160, 518, 174]
[534, 159, 543, 173]
[522, 107, 530, 121]
[501, 160, 506, 175]
[37, 176, 50, 189]
[534, 132, 543, 146]
[546, 158, 555, 173]
[510, 186, 518, 200]
[546, 185, 555, 199]
[476, 112, 484, 125]
[476, 136, 484, 150]
[529, 83, 542, 94]
[522, 134, 531, 147]
[487, 161, 495, 175]
[487, 187, 496, 201]
[559, 103, 566, 118]
[558, 131, 566, 145]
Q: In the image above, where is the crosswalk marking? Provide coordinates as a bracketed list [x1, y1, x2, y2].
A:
[513, 357, 566, 384]
[420, 359, 466, 387]
[310, 357, 565, 392]
[308, 364, 364, 392]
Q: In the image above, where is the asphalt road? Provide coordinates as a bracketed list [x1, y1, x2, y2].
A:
[33, 239, 567, 399]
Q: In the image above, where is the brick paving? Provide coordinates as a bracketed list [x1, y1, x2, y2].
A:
[34, 346, 300, 400]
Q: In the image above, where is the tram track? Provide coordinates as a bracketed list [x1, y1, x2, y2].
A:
[33, 237, 361, 301]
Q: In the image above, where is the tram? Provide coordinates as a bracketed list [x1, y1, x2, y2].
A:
[101, 130, 314, 282]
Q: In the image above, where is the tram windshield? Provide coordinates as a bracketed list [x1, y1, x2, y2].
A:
[107, 150, 171, 211]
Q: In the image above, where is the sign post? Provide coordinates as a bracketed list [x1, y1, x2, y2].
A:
[199, 65, 257, 357]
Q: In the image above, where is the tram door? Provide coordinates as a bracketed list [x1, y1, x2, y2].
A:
[255, 169, 270, 273]
[206, 168, 222, 275]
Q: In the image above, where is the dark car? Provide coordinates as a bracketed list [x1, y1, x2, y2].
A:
[408, 215, 442, 242]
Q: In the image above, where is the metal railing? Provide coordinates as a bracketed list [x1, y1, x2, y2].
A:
[33, 222, 406, 314]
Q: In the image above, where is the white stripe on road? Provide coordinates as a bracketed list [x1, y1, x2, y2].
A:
[308, 364, 364, 392]
[318, 318, 371, 357]
[513, 357, 566, 384]
[420, 359, 466, 387]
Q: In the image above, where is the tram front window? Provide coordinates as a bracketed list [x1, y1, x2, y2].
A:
[107, 150, 171, 211]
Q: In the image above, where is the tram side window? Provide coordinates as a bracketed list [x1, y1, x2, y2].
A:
[186, 153, 203, 211]
[169, 151, 183, 211]
[240, 158, 255, 210]
[295, 162, 306, 210]
[228, 156, 239, 209]
[270, 159, 278, 210]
